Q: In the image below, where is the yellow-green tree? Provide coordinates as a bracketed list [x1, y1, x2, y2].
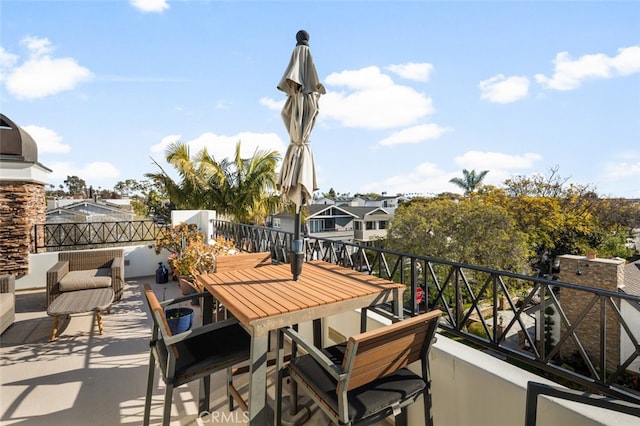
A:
[387, 196, 530, 273]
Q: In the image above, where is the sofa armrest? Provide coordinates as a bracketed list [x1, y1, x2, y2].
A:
[0, 275, 15, 294]
[47, 261, 69, 307]
[111, 256, 125, 302]
[111, 256, 124, 278]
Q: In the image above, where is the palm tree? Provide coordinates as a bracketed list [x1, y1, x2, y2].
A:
[449, 169, 489, 195]
[147, 140, 282, 225]
[205, 141, 282, 224]
[145, 141, 213, 210]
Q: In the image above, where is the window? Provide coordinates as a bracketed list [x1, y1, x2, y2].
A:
[379, 220, 387, 230]
[354, 221, 362, 231]
[273, 218, 281, 229]
[365, 221, 374, 230]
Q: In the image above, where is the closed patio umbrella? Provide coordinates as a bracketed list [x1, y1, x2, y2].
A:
[277, 30, 325, 280]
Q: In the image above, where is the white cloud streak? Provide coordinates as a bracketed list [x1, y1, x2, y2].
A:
[130, 0, 169, 13]
[386, 62, 434, 82]
[378, 124, 449, 146]
[453, 151, 542, 170]
[479, 74, 529, 103]
[535, 45, 640, 91]
[48, 161, 120, 181]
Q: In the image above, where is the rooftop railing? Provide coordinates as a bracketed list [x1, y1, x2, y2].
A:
[214, 220, 640, 405]
[30, 219, 640, 404]
[31, 220, 163, 253]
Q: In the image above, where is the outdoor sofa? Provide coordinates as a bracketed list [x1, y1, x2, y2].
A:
[0, 274, 15, 335]
[46, 249, 125, 308]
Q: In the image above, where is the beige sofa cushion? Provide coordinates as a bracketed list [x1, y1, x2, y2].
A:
[59, 268, 112, 292]
[0, 292, 15, 335]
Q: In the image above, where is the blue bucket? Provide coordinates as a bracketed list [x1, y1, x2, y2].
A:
[165, 307, 194, 334]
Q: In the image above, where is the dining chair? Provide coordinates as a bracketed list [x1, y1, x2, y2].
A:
[275, 310, 442, 426]
[141, 283, 251, 426]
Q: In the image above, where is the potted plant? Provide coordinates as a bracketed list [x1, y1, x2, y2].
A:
[154, 223, 201, 280]
[174, 235, 237, 291]
[155, 223, 237, 295]
[165, 307, 194, 334]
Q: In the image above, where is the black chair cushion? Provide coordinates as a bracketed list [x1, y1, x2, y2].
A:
[289, 348, 426, 421]
[156, 323, 251, 386]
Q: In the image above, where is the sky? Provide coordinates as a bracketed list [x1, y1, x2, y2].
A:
[1, 0, 639, 199]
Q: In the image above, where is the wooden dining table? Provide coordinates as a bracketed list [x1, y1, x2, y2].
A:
[196, 260, 405, 425]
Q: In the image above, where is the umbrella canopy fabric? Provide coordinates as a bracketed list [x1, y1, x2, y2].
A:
[277, 32, 325, 212]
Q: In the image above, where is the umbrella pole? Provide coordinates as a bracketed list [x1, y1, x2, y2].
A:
[290, 208, 303, 280]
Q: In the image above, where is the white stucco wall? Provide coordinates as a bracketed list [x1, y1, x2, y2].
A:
[322, 310, 639, 426]
[621, 299, 640, 374]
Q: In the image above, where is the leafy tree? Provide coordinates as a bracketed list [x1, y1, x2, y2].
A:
[114, 179, 148, 198]
[63, 175, 87, 197]
[387, 196, 530, 273]
[323, 188, 336, 199]
[205, 141, 281, 225]
[146, 141, 215, 210]
[146, 140, 281, 225]
[449, 169, 489, 195]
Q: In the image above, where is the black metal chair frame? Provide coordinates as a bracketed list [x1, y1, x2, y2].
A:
[141, 283, 250, 426]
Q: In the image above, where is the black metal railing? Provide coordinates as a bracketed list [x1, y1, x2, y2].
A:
[31, 220, 164, 252]
[30, 218, 640, 404]
[213, 220, 640, 405]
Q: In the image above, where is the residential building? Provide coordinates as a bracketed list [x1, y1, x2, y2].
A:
[46, 199, 135, 223]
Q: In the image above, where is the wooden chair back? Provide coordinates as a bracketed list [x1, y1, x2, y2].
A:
[142, 283, 180, 358]
[340, 310, 442, 392]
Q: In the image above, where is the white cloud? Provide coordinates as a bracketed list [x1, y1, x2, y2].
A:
[535, 45, 640, 91]
[0, 47, 19, 81]
[321, 66, 434, 129]
[48, 161, 120, 181]
[361, 162, 456, 196]
[3, 36, 93, 100]
[602, 159, 640, 179]
[188, 132, 286, 161]
[611, 45, 640, 75]
[454, 151, 542, 170]
[451, 151, 542, 187]
[259, 96, 285, 111]
[378, 124, 449, 146]
[130, 0, 169, 13]
[22, 125, 71, 153]
[262, 66, 436, 131]
[325, 66, 394, 90]
[150, 134, 183, 154]
[479, 74, 529, 103]
[386, 62, 434, 82]
[151, 131, 287, 166]
[361, 151, 545, 196]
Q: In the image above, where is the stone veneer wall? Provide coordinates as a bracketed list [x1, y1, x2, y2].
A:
[558, 255, 625, 371]
[0, 181, 46, 276]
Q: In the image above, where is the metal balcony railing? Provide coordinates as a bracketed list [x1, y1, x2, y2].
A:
[30, 218, 640, 404]
[213, 220, 640, 405]
[31, 220, 164, 252]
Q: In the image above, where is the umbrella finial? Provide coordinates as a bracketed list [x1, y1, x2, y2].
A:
[296, 30, 309, 46]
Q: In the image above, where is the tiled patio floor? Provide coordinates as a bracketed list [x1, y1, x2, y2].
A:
[0, 278, 340, 425]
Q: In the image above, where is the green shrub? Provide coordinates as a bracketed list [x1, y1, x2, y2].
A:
[467, 321, 492, 339]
